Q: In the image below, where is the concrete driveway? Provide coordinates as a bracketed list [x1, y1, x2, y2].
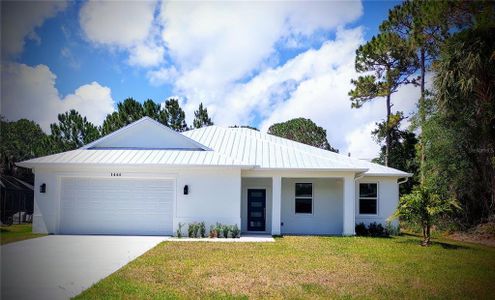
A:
[1, 235, 169, 299]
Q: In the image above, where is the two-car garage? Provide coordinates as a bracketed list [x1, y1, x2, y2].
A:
[59, 177, 175, 235]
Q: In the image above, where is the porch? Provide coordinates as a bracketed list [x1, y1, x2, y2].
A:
[240, 172, 357, 236]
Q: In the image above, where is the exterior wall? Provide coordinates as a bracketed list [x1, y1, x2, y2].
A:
[281, 178, 343, 235]
[241, 177, 272, 234]
[175, 168, 241, 233]
[355, 176, 399, 227]
[32, 166, 241, 235]
[32, 170, 60, 233]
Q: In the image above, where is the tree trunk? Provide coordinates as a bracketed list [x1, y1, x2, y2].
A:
[419, 47, 426, 184]
[385, 92, 392, 167]
[422, 224, 431, 246]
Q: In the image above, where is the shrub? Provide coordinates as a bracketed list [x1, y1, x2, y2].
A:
[231, 224, 240, 238]
[222, 225, 230, 239]
[355, 222, 368, 236]
[368, 222, 386, 237]
[188, 222, 199, 238]
[176, 222, 184, 238]
[209, 225, 218, 238]
[199, 222, 206, 238]
[385, 221, 400, 236]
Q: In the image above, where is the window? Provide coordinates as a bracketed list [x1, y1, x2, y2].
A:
[359, 183, 378, 214]
[295, 183, 312, 214]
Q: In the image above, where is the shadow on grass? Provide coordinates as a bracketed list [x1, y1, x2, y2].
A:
[395, 234, 469, 250]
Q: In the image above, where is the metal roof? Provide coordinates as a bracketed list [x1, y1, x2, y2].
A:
[17, 118, 411, 176]
[183, 126, 411, 176]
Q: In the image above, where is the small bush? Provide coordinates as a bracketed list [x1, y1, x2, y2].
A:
[199, 222, 206, 238]
[222, 225, 230, 238]
[209, 225, 217, 238]
[176, 222, 184, 238]
[355, 222, 368, 236]
[231, 224, 240, 238]
[188, 222, 199, 238]
[385, 222, 400, 236]
[355, 222, 388, 237]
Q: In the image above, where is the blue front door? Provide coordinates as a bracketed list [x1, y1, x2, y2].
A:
[247, 189, 266, 231]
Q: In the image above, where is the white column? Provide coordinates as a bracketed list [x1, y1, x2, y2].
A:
[343, 175, 356, 236]
[271, 176, 282, 235]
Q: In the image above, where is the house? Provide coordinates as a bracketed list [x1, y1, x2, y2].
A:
[17, 117, 411, 236]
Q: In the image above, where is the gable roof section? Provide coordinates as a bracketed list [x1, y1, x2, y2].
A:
[183, 126, 411, 176]
[83, 117, 209, 150]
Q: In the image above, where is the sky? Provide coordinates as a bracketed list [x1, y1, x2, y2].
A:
[0, 0, 420, 160]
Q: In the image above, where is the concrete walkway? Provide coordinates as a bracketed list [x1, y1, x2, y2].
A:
[168, 234, 275, 242]
[1, 235, 168, 300]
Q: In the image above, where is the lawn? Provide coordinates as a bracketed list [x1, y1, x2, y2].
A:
[0, 224, 46, 245]
[77, 235, 495, 299]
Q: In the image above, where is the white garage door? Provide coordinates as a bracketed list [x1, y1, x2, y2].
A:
[60, 177, 174, 235]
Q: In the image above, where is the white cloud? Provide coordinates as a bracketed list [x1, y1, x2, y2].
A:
[346, 122, 380, 160]
[1, 63, 115, 132]
[147, 66, 178, 86]
[128, 43, 165, 67]
[1, 1, 68, 57]
[79, 0, 164, 68]
[159, 1, 363, 90]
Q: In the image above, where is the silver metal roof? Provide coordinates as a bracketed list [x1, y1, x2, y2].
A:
[18, 118, 411, 176]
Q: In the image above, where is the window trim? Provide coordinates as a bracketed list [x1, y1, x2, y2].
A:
[358, 182, 379, 216]
[295, 182, 313, 215]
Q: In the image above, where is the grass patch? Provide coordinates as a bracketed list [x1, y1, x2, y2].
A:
[0, 224, 45, 245]
[77, 235, 495, 299]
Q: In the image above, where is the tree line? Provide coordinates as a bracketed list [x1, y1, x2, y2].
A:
[350, 0, 494, 244]
[1, 97, 340, 176]
[0, 98, 213, 175]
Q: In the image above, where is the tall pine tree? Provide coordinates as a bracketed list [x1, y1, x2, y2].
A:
[349, 32, 417, 166]
[193, 102, 213, 128]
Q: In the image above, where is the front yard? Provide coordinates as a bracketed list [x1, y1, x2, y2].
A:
[77, 235, 495, 299]
[0, 224, 45, 245]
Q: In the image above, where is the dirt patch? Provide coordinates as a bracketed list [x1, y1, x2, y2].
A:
[448, 222, 495, 247]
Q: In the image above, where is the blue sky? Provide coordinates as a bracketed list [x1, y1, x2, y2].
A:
[2, 1, 418, 159]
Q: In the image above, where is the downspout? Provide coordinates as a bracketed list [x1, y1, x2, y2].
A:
[398, 177, 408, 185]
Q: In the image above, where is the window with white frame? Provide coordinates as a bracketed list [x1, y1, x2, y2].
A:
[295, 183, 312, 214]
[359, 183, 378, 215]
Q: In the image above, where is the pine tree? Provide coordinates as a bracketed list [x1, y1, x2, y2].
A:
[349, 32, 417, 166]
[193, 102, 213, 129]
[164, 98, 187, 132]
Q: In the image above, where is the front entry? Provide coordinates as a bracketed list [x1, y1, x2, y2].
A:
[247, 189, 266, 231]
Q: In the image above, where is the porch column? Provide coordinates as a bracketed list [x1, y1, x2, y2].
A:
[343, 175, 356, 235]
[271, 176, 282, 235]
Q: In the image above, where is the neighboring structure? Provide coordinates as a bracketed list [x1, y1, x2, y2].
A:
[0, 174, 34, 225]
[18, 117, 411, 236]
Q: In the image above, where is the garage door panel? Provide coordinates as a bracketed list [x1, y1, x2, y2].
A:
[60, 177, 174, 235]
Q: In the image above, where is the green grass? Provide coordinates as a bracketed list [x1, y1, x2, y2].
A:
[77, 235, 495, 299]
[0, 224, 46, 245]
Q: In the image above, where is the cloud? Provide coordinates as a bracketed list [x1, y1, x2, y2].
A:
[346, 122, 381, 160]
[159, 1, 363, 90]
[1, 63, 114, 132]
[79, 0, 165, 68]
[1, 0, 68, 57]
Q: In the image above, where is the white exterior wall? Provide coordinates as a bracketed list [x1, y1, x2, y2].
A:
[175, 168, 241, 233]
[241, 177, 272, 234]
[280, 178, 343, 235]
[355, 176, 399, 226]
[32, 167, 241, 235]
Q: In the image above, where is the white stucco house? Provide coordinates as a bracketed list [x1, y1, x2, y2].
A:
[18, 117, 411, 236]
